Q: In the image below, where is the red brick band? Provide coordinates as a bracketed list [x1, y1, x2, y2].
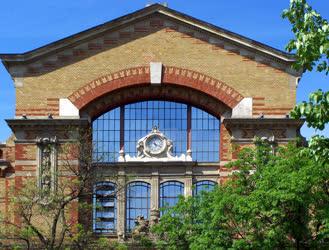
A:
[68, 66, 244, 117]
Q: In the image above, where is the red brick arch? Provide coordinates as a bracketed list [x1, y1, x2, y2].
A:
[68, 66, 244, 118]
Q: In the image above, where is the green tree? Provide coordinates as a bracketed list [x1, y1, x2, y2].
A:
[0, 129, 127, 250]
[283, 0, 329, 162]
[152, 141, 329, 249]
[150, 2, 329, 248]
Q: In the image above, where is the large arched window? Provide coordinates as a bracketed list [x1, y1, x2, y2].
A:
[93, 182, 117, 233]
[191, 108, 220, 162]
[159, 181, 184, 215]
[124, 101, 187, 157]
[126, 181, 151, 232]
[93, 101, 220, 163]
[193, 180, 217, 196]
[93, 107, 120, 162]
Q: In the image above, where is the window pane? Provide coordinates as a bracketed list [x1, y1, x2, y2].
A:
[193, 180, 216, 196]
[126, 182, 151, 232]
[93, 182, 117, 233]
[191, 108, 220, 162]
[92, 107, 120, 162]
[160, 181, 184, 216]
[124, 101, 187, 157]
[92, 101, 220, 163]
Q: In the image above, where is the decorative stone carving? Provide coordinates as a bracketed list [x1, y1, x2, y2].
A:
[237, 128, 287, 140]
[255, 129, 273, 139]
[119, 126, 192, 162]
[132, 216, 149, 239]
[131, 209, 160, 242]
[36, 137, 58, 192]
[117, 231, 125, 242]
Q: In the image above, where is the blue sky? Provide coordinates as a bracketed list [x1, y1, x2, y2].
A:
[0, 0, 328, 142]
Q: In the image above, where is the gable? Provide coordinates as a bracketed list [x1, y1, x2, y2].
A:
[0, 5, 299, 119]
[1, 4, 300, 77]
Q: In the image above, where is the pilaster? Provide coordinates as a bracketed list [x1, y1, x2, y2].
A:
[151, 167, 159, 210]
[184, 165, 193, 196]
[116, 166, 126, 240]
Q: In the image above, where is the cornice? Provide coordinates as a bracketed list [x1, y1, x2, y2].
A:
[0, 4, 300, 76]
[6, 118, 90, 130]
[223, 118, 304, 130]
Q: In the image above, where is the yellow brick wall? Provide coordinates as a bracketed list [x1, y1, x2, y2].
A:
[16, 22, 295, 113]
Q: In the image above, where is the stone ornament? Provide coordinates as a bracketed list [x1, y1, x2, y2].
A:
[36, 137, 58, 193]
[132, 215, 149, 239]
[141, 126, 172, 158]
[119, 127, 192, 162]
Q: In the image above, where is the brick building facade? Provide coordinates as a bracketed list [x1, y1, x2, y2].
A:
[0, 4, 303, 239]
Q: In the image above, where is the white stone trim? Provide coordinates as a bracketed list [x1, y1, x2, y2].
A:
[59, 98, 80, 117]
[15, 160, 37, 166]
[13, 77, 24, 88]
[150, 62, 162, 84]
[232, 97, 253, 118]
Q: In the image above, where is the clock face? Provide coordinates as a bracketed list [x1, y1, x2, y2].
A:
[145, 135, 165, 155]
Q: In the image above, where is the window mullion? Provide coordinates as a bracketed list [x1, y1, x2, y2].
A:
[187, 105, 191, 151]
[120, 106, 125, 153]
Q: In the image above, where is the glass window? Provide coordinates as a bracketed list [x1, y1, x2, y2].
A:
[92, 101, 220, 163]
[126, 181, 151, 232]
[125, 101, 187, 157]
[92, 107, 120, 162]
[93, 182, 117, 233]
[159, 181, 184, 215]
[191, 108, 220, 162]
[193, 180, 217, 196]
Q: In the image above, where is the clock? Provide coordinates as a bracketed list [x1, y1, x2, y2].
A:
[119, 126, 191, 162]
[145, 134, 165, 155]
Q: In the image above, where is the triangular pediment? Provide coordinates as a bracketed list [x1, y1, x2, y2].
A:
[0, 4, 301, 77]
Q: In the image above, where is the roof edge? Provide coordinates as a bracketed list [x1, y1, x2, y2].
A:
[0, 4, 297, 65]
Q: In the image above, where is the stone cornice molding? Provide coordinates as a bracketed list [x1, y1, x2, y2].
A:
[6, 118, 90, 131]
[223, 118, 304, 130]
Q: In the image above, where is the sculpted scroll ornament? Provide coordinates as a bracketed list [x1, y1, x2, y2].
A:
[120, 127, 192, 162]
[36, 137, 58, 193]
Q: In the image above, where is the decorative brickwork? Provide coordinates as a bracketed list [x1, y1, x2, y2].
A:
[16, 98, 59, 117]
[82, 85, 229, 120]
[251, 96, 292, 117]
[220, 124, 231, 161]
[5, 13, 297, 116]
[69, 66, 243, 118]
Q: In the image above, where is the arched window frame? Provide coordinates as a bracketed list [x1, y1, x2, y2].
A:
[92, 100, 220, 163]
[159, 181, 184, 215]
[93, 182, 117, 233]
[125, 181, 151, 232]
[193, 180, 217, 196]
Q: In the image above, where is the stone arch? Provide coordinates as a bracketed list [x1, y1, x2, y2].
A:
[68, 66, 244, 119]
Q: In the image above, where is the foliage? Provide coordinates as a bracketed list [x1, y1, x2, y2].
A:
[0, 128, 124, 250]
[291, 90, 329, 131]
[283, 0, 329, 163]
[152, 141, 329, 249]
[282, 0, 329, 74]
